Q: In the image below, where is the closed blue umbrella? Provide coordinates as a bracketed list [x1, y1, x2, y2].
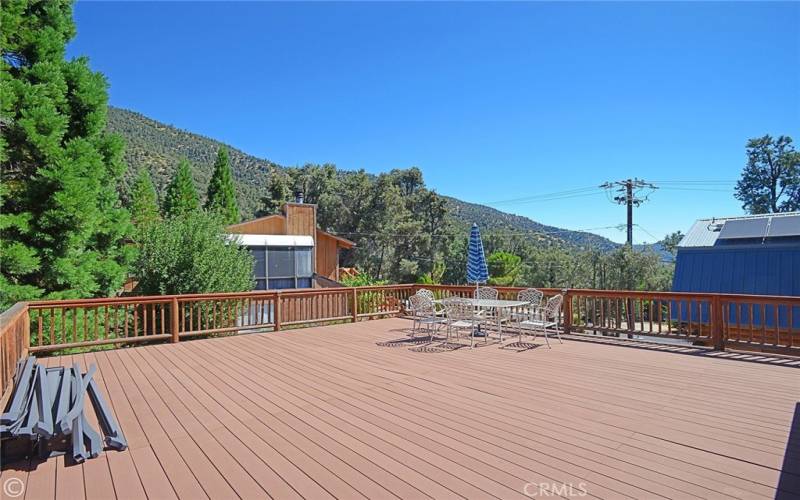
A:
[467, 223, 489, 290]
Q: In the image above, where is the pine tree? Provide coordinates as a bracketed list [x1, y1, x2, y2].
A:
[1, 0, 133, 307]
[257, 167, 291, 216]
[204, 147, 239, 224]
[162, 159, 199, 217]
[735, 135, 800, 214]
[130, 168, 160, 226]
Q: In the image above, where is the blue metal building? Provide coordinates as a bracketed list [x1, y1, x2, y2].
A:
[672, 212, 800, 328]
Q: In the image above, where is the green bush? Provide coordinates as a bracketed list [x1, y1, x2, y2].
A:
[134, 212, 254, 295]
[340, 272, 387, 287]
[340, 271, 390, 314]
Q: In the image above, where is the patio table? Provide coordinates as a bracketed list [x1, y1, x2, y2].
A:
[436, 298, 529, 341]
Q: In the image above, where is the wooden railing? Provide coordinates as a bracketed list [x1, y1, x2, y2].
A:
[0, 302, 30, 405]
[1, 284, 797, 399]
[419, 285, 799, 354]
[22, 285, 414, 353]
[720, 294, 800, 353]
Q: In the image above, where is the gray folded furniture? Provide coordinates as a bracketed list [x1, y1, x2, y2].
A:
[1, 357, 127, 463]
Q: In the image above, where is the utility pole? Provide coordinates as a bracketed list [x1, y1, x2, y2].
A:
[626, 180, 633, 246]
[599, 178, 657, 247]
[599, 178, 657, 338]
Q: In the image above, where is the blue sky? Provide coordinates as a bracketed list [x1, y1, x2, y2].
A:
[68, 2, 799, 244]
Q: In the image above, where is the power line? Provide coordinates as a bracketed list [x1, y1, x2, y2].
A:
[657, 187, 731, 193]
[328, 224, 624, 239]
[599, 178, 657, 247]
[649, 179, 735, 184]
[633, 224, 660, 242]
[483, 191, 605, 207]
[481, 186, 600, 206]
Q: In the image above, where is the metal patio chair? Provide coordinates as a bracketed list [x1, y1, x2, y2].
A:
[514, 293, 564, 348]
[416, 288, 444, 315]
[511, 288, 544, 322]
[408, 294, 446, 340]
[473, 286, 499, 319]
[442, 297, 482, 348]
[473, 286, 499, 301]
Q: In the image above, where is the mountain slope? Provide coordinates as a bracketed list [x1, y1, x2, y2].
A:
[108, 107, 277, 217]
[445, 197, 618, 251]
[108, 106, 619, 250]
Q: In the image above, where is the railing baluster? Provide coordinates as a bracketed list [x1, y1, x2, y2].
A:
[774, 305, 780, 347]
[48, 308, 55, 346]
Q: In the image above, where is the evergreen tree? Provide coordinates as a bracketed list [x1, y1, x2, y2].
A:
[258, 167, 291, 216]
[735, 135, 800, 214]
[204, 147, 239, 224]
[130, 168, 160, 226]
[1, 0, 133, 307]
[487, 251, 523, 286]
[162, 159, 199, 217]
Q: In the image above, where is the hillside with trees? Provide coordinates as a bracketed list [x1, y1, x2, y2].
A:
[104, 106, 682, 290]
[107, 106, 620, 251]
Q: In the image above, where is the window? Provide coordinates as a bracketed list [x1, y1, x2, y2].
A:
[249, 246, 267, 290]
[296, 248, 312, 277]
[248, 245, 314, 289]
[268, 247, 294, 278]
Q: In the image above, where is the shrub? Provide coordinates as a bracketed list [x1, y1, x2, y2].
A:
[340, 271, 387, 287]
[340, 271, 389, 314]
[134, 212, 254, 295]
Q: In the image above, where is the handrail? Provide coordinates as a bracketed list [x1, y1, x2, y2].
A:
[0, 302, 30, 407]
[1, 284, 798, 399]
[417, 284, 799, 354]
[28, 284, 416, 308]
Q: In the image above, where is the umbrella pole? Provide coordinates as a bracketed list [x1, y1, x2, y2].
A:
[475, 282, 483, 336]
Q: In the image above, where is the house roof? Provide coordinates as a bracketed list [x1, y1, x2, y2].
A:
[226, 214, 356, 248]
[679, 212, 800, 248]
[317, 229, 356, 248]
[225, 214, 284, 231]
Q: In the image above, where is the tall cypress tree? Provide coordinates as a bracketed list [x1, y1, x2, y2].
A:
[162, 159, 199, 217]
[204, 147, 239, 224]
[130, 168, 160, 226]
[1, 0, 133, 306]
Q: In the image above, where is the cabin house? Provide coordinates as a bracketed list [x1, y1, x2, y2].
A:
[672, 212, 800, 329]
[226, 199, 355, 290]
[673, 212, 800, 296]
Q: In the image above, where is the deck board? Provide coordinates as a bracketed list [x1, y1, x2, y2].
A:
[3, 317, 798, 500]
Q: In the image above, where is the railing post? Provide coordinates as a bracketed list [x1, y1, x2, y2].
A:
[562, 289, 573, 335]
[23, 304, 30, 356]
[351, 287, 358, 323]
[274, 292, 282, 332]
[171, 297, 180, 343]
[711, 295, 725, 351]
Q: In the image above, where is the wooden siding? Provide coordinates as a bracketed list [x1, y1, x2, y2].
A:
[226, 214, 285, 235]
[225, 206, 353, 284]
[316, 231, 341, 279]
[284, 203, 316, 237]
[2, 317, 798, 499]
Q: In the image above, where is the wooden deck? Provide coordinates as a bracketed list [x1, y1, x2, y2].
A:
[2, 317, 799, 500]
